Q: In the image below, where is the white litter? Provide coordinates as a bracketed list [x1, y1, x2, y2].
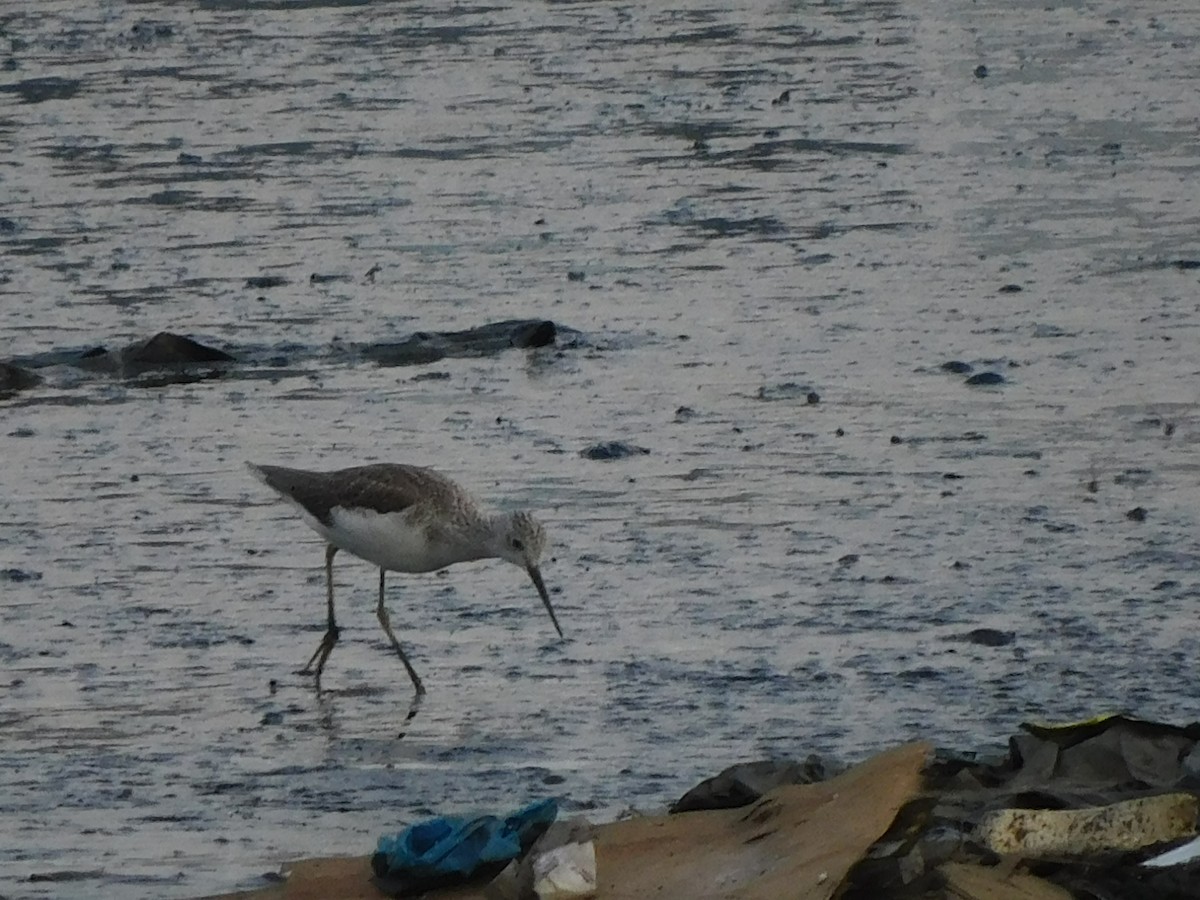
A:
[1142, 835, 1200, 868]
[532, 841, 597, 899]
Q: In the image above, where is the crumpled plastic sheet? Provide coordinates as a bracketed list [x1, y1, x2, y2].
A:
[371, 798, 558, 896]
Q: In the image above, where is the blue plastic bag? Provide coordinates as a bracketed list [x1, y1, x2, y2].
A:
[372, 798, 558, 893]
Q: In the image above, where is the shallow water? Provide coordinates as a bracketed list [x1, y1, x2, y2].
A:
[2, 1, 1200, 897]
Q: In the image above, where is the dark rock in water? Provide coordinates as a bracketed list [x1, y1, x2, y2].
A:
[126, 332, 234, 366]
[674, 406, 697, 423]
[941, 360, 973, 374]
[566, 270, 585, 282]
[974, 64, 989, 78]
[1171, 259, 1200, 270]
[998, 283, 1023, 293]
[360, 336, 445, 366]
[509, 319, 556, 349]
[953, 628, 1015, 648]
[0, 361, 42, 393]
[580, 441, 650, 461]
[76, 332, 233, 378]
[1126, 506, 1147, 522]
[364, 319, 560, 367]
[965, 372, 1005, 386]
[27, 868, 107, 883]
[245, 275, 288, 289]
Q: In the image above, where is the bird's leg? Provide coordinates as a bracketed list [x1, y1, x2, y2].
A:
[300, 544, 340, 679]
[376, 567, 426, 695]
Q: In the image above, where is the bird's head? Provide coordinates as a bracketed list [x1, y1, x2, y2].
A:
[494, 511, 562, 638]
[496, 510, 547, 569]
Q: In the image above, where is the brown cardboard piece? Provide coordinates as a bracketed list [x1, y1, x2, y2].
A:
[591, 741, 930, 900]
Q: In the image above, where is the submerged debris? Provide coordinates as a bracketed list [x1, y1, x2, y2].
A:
[579, 441, 650, 461]
[0, 361, 41, 395]
[965, 371, 1005, 386]
[362, 319, 560, 366]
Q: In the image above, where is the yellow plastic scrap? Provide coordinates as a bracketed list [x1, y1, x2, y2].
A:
[1020, 713, 1125, 736]
[977, 794, 1199, 858]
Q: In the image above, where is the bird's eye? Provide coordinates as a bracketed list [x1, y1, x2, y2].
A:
[511, 537, 524, 551]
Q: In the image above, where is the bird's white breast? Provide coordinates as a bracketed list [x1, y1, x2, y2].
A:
[315, 505, 468, 573]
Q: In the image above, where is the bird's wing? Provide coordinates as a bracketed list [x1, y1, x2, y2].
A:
[249, 462, 451, 526]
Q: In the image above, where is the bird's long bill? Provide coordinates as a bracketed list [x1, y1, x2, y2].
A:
[527, 564, 563, 638]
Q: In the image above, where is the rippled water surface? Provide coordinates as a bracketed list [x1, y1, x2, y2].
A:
[2, 1, 1200, 897]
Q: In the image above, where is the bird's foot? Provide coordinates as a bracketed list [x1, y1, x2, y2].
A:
[397, 691, 423, 739]
[299, 625, 340, 676]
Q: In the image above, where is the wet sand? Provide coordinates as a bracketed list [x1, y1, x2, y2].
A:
[2, 1, 1199, 896]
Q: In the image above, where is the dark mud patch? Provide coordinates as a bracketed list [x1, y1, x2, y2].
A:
[0, 76, 82, 103]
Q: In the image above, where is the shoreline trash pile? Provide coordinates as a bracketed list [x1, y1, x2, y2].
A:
[203, 715, 1200, 900]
